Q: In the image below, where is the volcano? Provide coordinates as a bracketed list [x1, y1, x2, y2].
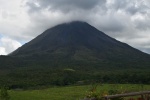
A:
[10, 21, 150, 68]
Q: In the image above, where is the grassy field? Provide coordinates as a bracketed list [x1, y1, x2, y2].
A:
[8, 84, 150, 100]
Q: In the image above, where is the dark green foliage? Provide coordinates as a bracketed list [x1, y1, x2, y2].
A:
[0, 55, 150, 89]
[0, 86, 10, 100]
[0, 67, 150, 89]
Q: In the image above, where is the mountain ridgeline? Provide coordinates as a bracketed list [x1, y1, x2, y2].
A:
[0, 21, 150, 88]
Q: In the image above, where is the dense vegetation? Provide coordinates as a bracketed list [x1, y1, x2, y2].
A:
[0, 55, 149, 89]
[7, 69, 150, 88]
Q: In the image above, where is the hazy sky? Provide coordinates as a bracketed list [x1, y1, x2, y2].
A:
[0, 0, 150, 55]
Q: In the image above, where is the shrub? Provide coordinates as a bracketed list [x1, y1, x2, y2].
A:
[0, 86, 10, 100]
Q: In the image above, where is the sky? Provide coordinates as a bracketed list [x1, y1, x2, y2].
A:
[0, 0, 150, 55]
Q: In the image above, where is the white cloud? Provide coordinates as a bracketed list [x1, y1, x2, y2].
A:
[0, 0, 31, 41]
[0, 37, 22, 55]
[0, 47, 7, 55]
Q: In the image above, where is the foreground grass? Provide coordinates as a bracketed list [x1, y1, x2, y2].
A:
[9, 84, 150, 100]
[9, 85, 88, 100]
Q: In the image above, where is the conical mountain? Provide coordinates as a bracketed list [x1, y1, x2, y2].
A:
[10, 21, 150, 68]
